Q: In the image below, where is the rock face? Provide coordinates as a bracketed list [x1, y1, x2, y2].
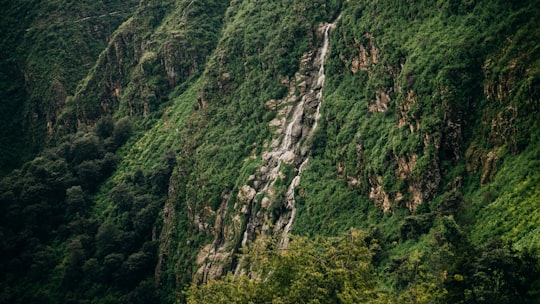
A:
[65, 0, 227, 127]
[337, 30, 448, 211]
[195, 19, 340, 281]
[398, 90, 419, 132]
[369, 176, 392, 212]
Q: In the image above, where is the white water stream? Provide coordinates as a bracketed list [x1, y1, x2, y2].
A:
[238, 19, 338, 251]
[277, 20, 339, 247]
[200, 16, 340, 280]
[312, 20, 335, 133]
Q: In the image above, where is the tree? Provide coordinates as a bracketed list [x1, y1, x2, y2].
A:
[186, 229, 383, 303]
[96, 222, 121, 258]
[62, 238, 86, 288]
[461, 238, 539, 304]
[122, 251, 153, 283]
[70, 133, 103, 164]
[65, 185, 88, 218]
[109, 182, 134, 212]
[103, 252, 125, 283]
[94, 116, 114, 139]
[75, 159, 103, 192]
[112, 117, 133, 147]
[133, 199, 160, 235]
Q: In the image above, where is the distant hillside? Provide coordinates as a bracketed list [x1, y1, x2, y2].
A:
[0, 0, 138, 175]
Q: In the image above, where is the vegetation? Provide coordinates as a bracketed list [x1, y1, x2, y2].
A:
[186, 230, 388, 304]
[1, 0, 539, 303]
[0, 0, 138, 176]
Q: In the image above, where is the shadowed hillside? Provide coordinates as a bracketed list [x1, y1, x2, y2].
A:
[1, 0, 539, 303]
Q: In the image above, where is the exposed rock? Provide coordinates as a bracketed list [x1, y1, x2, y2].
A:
[395, 191, 404, 202]
[369, 89, 391, 113]
[337, 161, 361, 186]
[398, 90, 418, 132]
[280, 151, 296, 165]
[481, 151, 498, 185]
[369, 176, 391, 212]
[196, 250, 232, 283]
[237, 185, 256, 203]
[490, 106, 518, 148]
[269, 118, 282, 128]
[261, 197, 270, 209]
[196, 244, 213, 265]
[298, 80, 308, 93]
[396, 154, 418, 180]
[265, 98, 280, 110]
[350, 33, 378, 74]
[347, 176, 360, 186]
[194, 193, 244, 283]
[368, 36, 379, 64]
[406, 184, 423, 211]
[291, 120, 303, 138]
[193, 19, 340, 280]
[414, 156, 441, 210]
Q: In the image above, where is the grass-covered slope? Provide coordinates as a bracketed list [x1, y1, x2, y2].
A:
[61, 0, 230, 128]
[291, 0, 540, 301]
[295, 0, 540, 230]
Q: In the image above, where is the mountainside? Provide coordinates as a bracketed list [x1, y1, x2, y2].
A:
[1, 0, 539, 303]
[0, 0, 139, 175]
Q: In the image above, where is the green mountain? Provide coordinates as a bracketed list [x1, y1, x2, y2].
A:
[1, 0, 539, 303]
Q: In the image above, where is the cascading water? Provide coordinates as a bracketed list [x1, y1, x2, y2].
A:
[239, 18, 339, 251]
[196, 17, 339, 280]
[312, 20, 334, 132]
[274, 19, 338, 248]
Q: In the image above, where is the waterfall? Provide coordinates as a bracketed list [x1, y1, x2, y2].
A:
[198, 16, 339, 280]
[242, 19, 337, 251]
[279, 157, 309, 248]
[313, 19, 337, 133]
[275, 20, 337, 247]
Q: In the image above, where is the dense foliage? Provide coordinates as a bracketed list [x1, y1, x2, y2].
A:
[0, 117, 167, 303]
[186, 230, 386, 303]
[1, 0, 539, 303]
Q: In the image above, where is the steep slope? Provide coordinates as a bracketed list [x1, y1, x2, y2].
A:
[0, 0, 539, 303]
[62, 0, 229, 127]
[171, 0, 540, 301]
[0, 0, 230, 302]
[296, 0, 540, 233]
[193, 14, 341, 282]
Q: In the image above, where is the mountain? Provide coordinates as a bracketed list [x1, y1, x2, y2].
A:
[1, 0, 539, 303]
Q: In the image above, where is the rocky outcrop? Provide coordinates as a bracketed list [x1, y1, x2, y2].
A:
[369, 89, 391, 113]
[481, 151, 498, 185]
[369, 176, 392, 212]
[398, 90, 419, 133]
[346, 33, 394, 113]
[350, 33, 379, 74]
